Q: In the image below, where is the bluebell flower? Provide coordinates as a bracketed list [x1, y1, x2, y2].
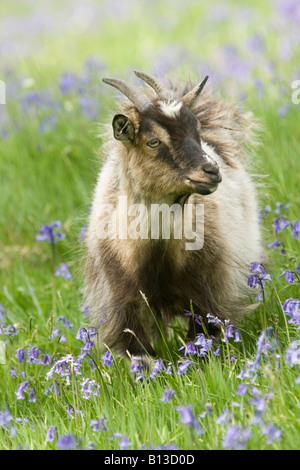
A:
[113, 433, 132, 450]
[90, 417, 108, 432]
[179, 341, 197, 356]
[280, 269, 296, 285]
[102, 350, 113, 366]
[150, 359, 164, 378]
[236, 383, 248, 396]
[222, 425, 251, 450]
[78, 224, 86, 242]
[46, 426, 57, 442]
[57, 434, 76, 450]
[15, 381, 29, 400]
[268, 239, 282, 249]
[285, 340, 300, 367]
[15, 348, 25, 362]
[0, 409, 13, 427]
[292, 221, 300, 239]
[176, 405, 204, 435]
[59, 73, 77, 95]
[80, 378, 100, 399]
[36, 221, 66, 244]
[80, 305, 89, 317]
[55, 263, 72, 280]
[161, 388, 176, 403]
[216, 409, 231, 425]
[272, 216, 290, 235]
[177, 360, 192, 375]
[184, 310, 203, 327]
[130, 356, 145, 377]
[260, 423, 282, 444]
[283, 298, 300, 329]
[0, 304, 5, 321]
[57, 316, 73, 330]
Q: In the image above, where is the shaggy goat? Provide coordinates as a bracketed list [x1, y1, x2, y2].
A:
[84, 70, 263, 362]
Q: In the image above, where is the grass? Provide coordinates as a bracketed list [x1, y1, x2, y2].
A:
[1, 0, 300, 450]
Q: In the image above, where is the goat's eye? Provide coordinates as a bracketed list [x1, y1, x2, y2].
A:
[147, 138, 161, 148]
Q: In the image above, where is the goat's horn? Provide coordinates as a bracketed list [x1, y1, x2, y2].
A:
[134, 70, 174, 101]
[102, 77, 152, 111]
[181, 75, 209, 108]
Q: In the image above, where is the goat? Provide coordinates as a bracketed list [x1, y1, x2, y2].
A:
[84, 70, 263, 364]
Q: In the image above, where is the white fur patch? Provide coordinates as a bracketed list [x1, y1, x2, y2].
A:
[158, 100, 183, 119]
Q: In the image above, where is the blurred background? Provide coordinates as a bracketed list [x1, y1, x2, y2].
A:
[0, 0, 299, 266]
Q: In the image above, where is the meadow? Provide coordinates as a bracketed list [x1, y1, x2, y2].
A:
[0, 0, 300, 450]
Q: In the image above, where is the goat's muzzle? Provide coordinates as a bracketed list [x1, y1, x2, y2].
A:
[186, 162, 222, 196]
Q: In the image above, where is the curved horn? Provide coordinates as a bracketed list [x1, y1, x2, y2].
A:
[102, 77, 152, 111]
[134, 70, 174, 101]
[181, 75, 209, 108]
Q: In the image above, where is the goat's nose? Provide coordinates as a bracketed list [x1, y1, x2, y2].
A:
[202, 156, 222, 183]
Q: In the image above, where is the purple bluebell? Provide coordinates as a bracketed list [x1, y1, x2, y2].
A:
[59, 73, 77, 95]
[27, 346, 40, 364]
[0, 305, 5, 321]
[78, 224, 86, 242]
[15, 381, 29, 400]
[15, 348, 25, 362]
[90, 417, 108, 432]
[184, 310, 203, 327]
[161, 388, 176, 403]
[292, 221, 300, 239]
[113, 433, 132, 450]
[176, 405, 204, 435]
[250, 386, 273, 424]
[150, 359, 164, 378]
[57, 316, 73, 330]
[261, 423, 282, 444]
[80, 96, 99, 120]
[80, 305, 89, 317]
[49, 328, 60, 340]
[55, 263, 72, 280]
[268, 239, 282, 249]
[81, 379, 100, 399]
[57, 434, 76, 450]
[46, 426, 57, 442]
[10, 366, 17, 378]
[285, 340, 300, 367]
[130, 356, 145, 378]
[272, 216, 290, 235]
[29, 388, 36, 403]
[36, 221, 66, 244]
[275, 202, 291, 215]
[179, 341, 197, 356]
[283, 298, 300, 329]
[102, 350, 113, 366]
[222, 425, 251, 450]
[0, 409, 13, 427]
[177, 360, 192, 375]
[280, 269, 296, 285]
[215, 409, 231, 425]
[236, 383, 248, 396]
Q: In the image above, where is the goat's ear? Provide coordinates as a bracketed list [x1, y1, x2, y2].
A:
[112, 114, 135, 143]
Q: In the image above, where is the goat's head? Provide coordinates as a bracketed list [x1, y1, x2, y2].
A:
[102, 70, 222, 201]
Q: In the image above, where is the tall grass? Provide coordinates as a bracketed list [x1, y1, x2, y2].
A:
[1, 0, 300, 450]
